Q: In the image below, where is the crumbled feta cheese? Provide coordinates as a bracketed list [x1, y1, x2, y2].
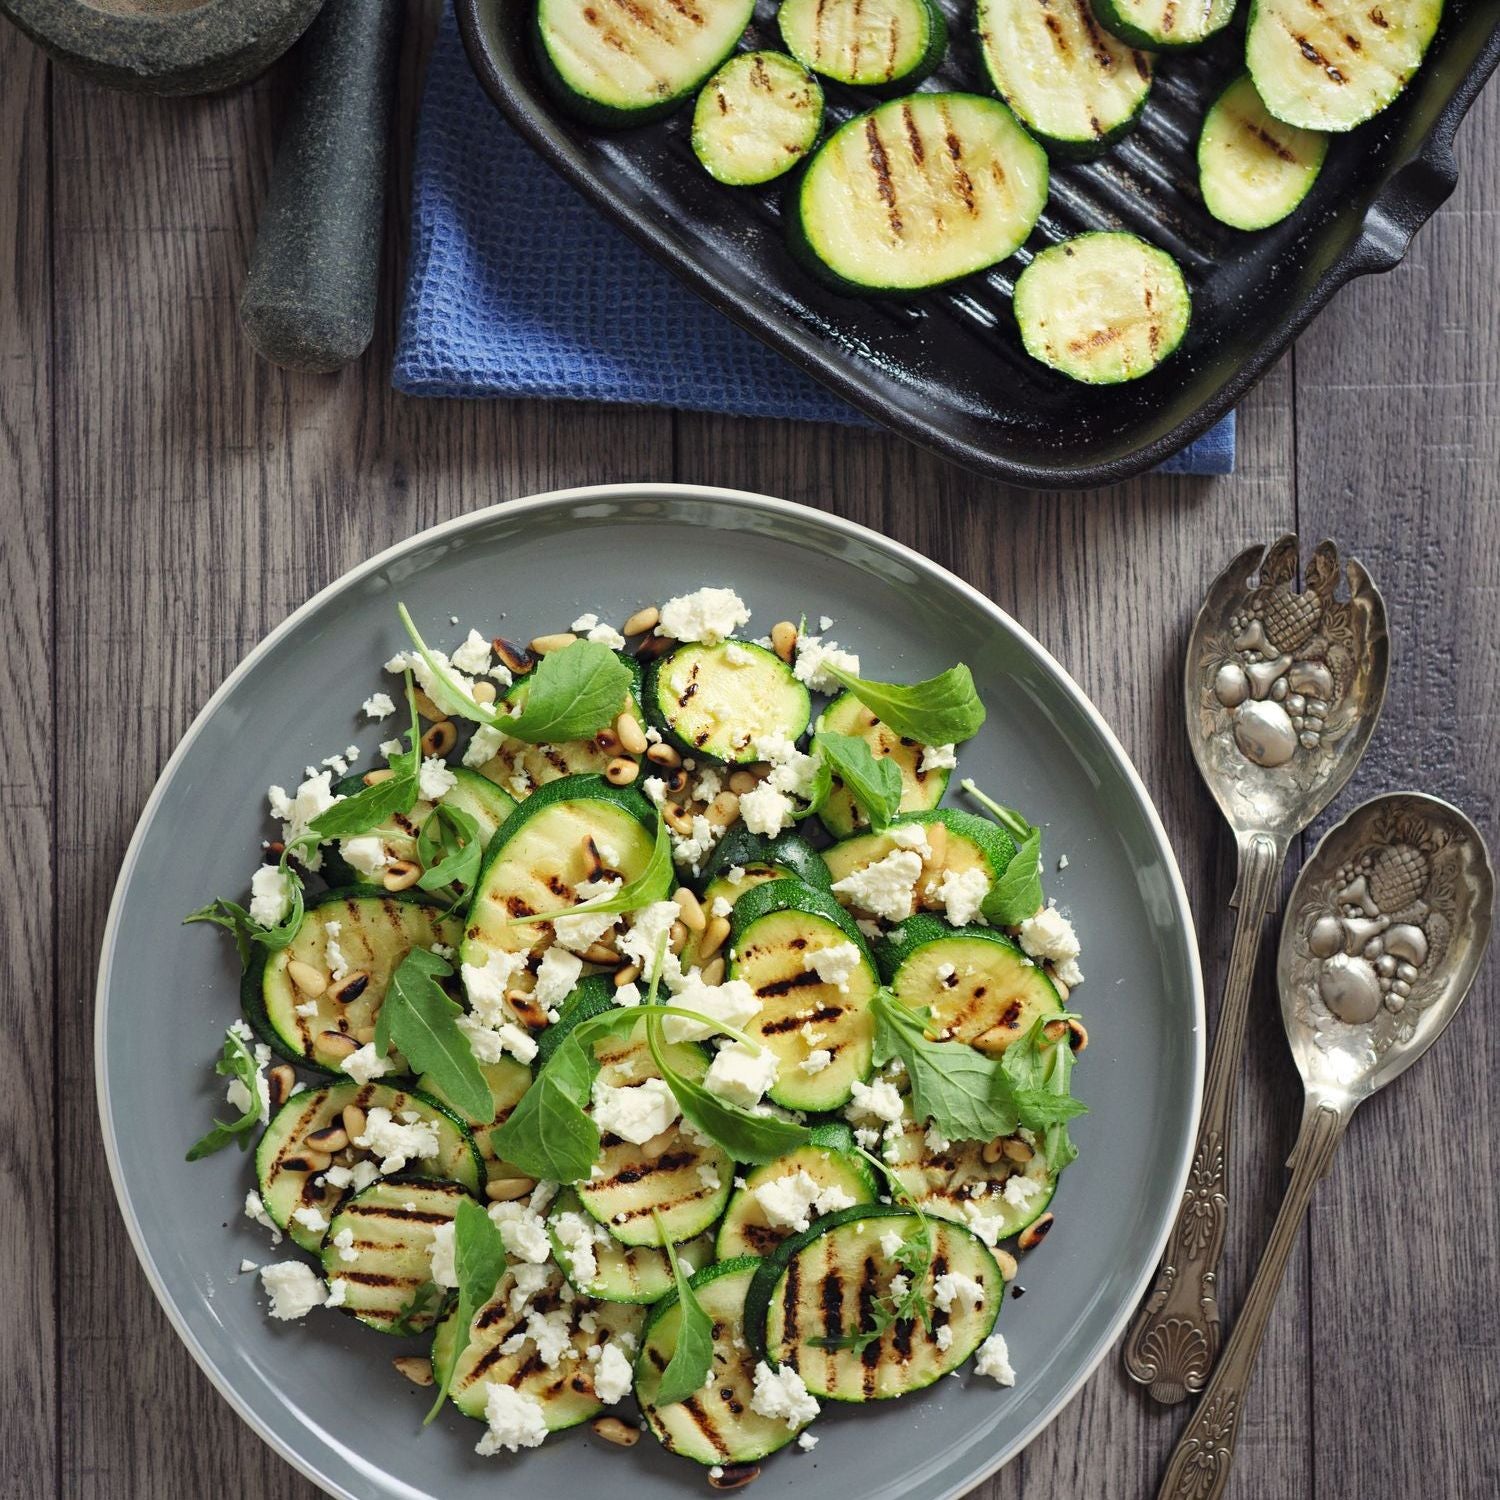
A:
[662, 972, 761, 1043]
[724, 642, 754, 666]
[618, 902, 681, 979]
[669, 813, 723, 876]
[362, 692, 396, 721]
[703, 1043, 779, 1108]
[450, 629, 493, 674]
[340, 834, 392, 879]
[792, 635, 859, 694]
[354, 1106, 441, 1174]
[974, 1331, 1016, 1385]
[462, 723, 508, 769]
[936, 866, 990, 928]
[879, 1229, 905, 1258]
[533, 946, 584, 1009]
[847, 1078, 905, 1125]
[260, 1261, 328, 1320]
[379, 738, 404, 759]
[457, 1013, 539, 1066]
[709, 896, 733, 919]
[798, 1431, 819, 1452]
[613, 981, 642, 1007]
[475, 1384, 549, 1455]
[799, 1048, 832, 1075]
[831, 850, 923, 924]
[323, 919, 351, 983]
[755, 732, 818, 800]
[590, 1341, 633, 1405]
[571, 612, 628, 650]
[804, 941, 863, 991]
[487, 1200, 553, 1264]
[935, 1324, 955, 1352]
[936, 961, 956, 983]
[852, 1124, 880, 1151]
[291, 1205, 329, 1235]
[592, 1078, 681, 1145]
[553, 1211, 601, 1288]
[657, 587, 751, 645]
[331, 1227, 357, 1264]
[243, 1189, 282, 1244]
[428, 1221, 459, 1289]
[266, 770, 342, 871]
[1003, 1173, 1044, 1210]
[751, 1361, 821, 1429]
[238, 1259, 259, 1274]
[418, 756, 457, 802]
[324, 1277, 348, 1309]
[551, 894, 620, 954]
[753, 1171, 824, 1231]
[933, 1272, 986, 1314]
[919, 742, 958, 773]
[461, 947, 529, 1024]
[888, 822, 929, 851]
[249, 864, 291, 928]
[1018, 903, 1084, 988]
[925, 1124, 952, 1154]
[348, 1160, 381, 1194]
[739, 780, 794, 837]
[340, 1042, 393, 1087]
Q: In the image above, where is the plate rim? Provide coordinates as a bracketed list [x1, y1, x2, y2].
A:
[95, 481, 1206, 1499]
[454, 0, 1500, 490]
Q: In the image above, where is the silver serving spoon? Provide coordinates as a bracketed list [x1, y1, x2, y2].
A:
[1157, 792, 1493, 1500]
[1125, 537, 1389, 1402]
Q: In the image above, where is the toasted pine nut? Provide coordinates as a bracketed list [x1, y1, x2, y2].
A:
[362, 768, 395, 787]
[674, 887, 707, 932]
[299, 1149, 334, 1174]
[698, 915, 730, 962]
[592, 1415, 640, 1447]
[639, 1128, 673, 1161]
[421, 720, 457, 757]
[342, 1104, 367, 1140]
[709, 1464, 762, 1491]
[995, 1249, 1019, 1282]
[352, 1025, 376, 1045]
[669, 919, 689, 955]
[595, 728, 621, 754]
[663, 767, 691, 797]
[700, 957, 725, 986]
[382, 860, 421, 892]
[1018, 1212, 1055, 1252]
[531, 632, 577, 654]
[771, 621, 797, 662]
[981, 1137, 1006, 1165]
[622, 606, 660, 638]
[614, 963, 642, 988]
[267, 1064, 296, 1111]
[663, 804, 695, 837]
[1003, 1137, 1034, 1164]
[605, 756, 639, 786]
[728, 769, 760, 794]
[413, 688, 443, 721]
[616, 711, 648, 755]
[582, 942, 622, 966]
[317, 1030, 358, 1060]
[1043, 1018, 1070, 1044]
[493, 637, 536, 676]
[287, 960, 328, 996]
[645, 742, 681, 769]
[471, 680, 497, 705]
[706, 791, 740, 829]
[328, 970, 371, 1007]
[634, 632, 675, 664]
[486, 1176, 537, 1203]
[393, 1356, 435, 1387]
[306, 1125, 349, 1153]
[1066, 1017, 1089, 1052]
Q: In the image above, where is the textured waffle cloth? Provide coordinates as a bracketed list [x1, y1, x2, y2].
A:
[393, 5, 1235, 476]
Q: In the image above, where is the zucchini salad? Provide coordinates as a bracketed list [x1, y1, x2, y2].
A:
[187, 587, 1089, 1481]
[529, 0, 1447, 385]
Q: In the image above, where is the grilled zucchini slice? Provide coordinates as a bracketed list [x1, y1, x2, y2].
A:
[877, 913, 1063, 1055]
[247, 891, 460, 1071]
[256, 1081, 483, 1252]
[748, 1204, 1003, 1399]
[1199, 73, 1329, 230]
[976, 0, 1152, 157]
[433, 1263, 645, 1425]
[644, 640, 810, 763]
[1014, 231, 1191, 385]
[693, 50, 825, 187]
[548, 1188, 716, 1303]
[816, 693, 949, 839]
[791, 93, 1049, 294]
[1091, 0, 1237, 49]
[715, 1123, 878, 1259]
[699, 826, 833, 894]
[636, 1258, 805, 1465]
[822, 809, 1015, 915]
[727, 879, 878, 1110]
[778, 0, 947, 90]
[321, 1178, 471, 1333]
[533, 0, 756, 128]
[416, 1056, 532, 1186]
[1246, 0, 1443, 132]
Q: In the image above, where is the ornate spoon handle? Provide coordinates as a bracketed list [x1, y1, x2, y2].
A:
[1156, 1100, 1349, 1500]
[1123, 830, 1285, 1402]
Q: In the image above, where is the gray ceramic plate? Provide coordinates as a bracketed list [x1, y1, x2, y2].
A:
[97, 484, 1204, 1500]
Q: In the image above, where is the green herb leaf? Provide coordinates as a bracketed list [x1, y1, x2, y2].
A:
[427, 1197, 508, 1421]
[502, 816, 672, 927]
[308, 674, 423, 843]
[814, 731, 902, 831]
[790, 753, 834, 822]
[389, 1281, 446, 1338]
[489, 1026, 604, 1184]
[416, 802, 484, 905]
[1000, 1013, 1087, 1168]
[185, 1028, 265, 1161]
[375, 948, 493, 1124]
[871, 989, 1019, 1143]
[650, 1211, 715, 1407]
[812, 1188, 934, 1352]
[398, 605, 504, 726]
[962, 780, 1044, 926]
[826, 662, 986, 746]
[184, 855, 307, 964]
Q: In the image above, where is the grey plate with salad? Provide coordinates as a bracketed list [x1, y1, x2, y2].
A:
[97, 484, 1204, 1498]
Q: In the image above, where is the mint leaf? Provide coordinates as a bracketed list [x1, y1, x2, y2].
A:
[428, 1196, 508, 1421]
[186, 1028, 265, 1161]
[651, 1212, 715, 1407]
[827, 662, 985, 746]
[962, 780, 1044, 926]
[502, 816, 671, 927]
[1001, 1013, 1087, 1168]
[376, 949, 493, 1124]
[815, 731, 902, 831]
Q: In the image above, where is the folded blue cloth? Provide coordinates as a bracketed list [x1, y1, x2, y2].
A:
[394, 5, 1235, 476]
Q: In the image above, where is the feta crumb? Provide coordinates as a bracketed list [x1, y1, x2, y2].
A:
[238, 1259, 259, 1274]
[533, 946, 584, 1009]
[592, 1078, 680, 1145]
[354, 1106, 441, 1174]
[1018, 903, 1084, 988]
[553, 1211, 601, 1288]
[428, 1221, 459, 1289]
[975, 1331, 1016, 1386]
[340, 1042, 393, 1087]
[249, 864, 291, 928]
[340, 834, 391, 880]
[933, 1272, 986, 1314]
[668, 812, 723, 876]
[332, 1227, 357, 1264]
[753, 1170, 825, 1232]
[936, 866, 990, 928]
[487, 1201, 553, 1264]
[751, 1361, 821, 1429]
[475, 1384, 549, 1455]
[798, 1431, 819, 1452]
[662, 973, 761, 1043]
[266, 770, 342, 872]
[657, 587, 751, 645]
[618, 901, 681, 979]
[290, 1205, 329, 1235]
[1002, 1173, 1044, 1210]
[362, 692, 396, 721]
[462, 947, 529, 1023]
[847, 1078, 905, 1125]
[709, 896, 733, 920]
[590, 1341, 633, 1405]
[462, 723, 507, 769]
[613, 981, 642, 1007]
[458, 1013, 539, 1067]
[831, 850, 923, 924]
[418, 755, 457, 802]
[919, 742, 958, 773]
[804, 940, 862, 991]
[323, 919, 351, 983]
[738, 780, 793, 837]
[799, 1048, 832, 1076]
[324, 1277, 348, 1309]
[935, 1324, 955, 1352]
[450, 629, 493, 674]
[243, 1189, 282, 1244]
[571, 612, 628, 650]
[259, 1261, 327, 1320]
[791, 634, 860, 694]
[878, 1229, 905, 1258]
[703, 1042, 779, 1108]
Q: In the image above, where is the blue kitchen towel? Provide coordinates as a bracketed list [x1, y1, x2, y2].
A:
[394, 6, 1235, 476]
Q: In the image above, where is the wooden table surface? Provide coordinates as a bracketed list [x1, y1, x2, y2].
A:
[4, 6, 1496, 1498]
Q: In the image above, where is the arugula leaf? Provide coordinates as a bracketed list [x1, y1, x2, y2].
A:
[184, 855, 307, 965]
[416, 802, 484, 905]
[502, 816, 672, 927]
[651, 1211, 715, 1406]
[389, 1280, 446, 1338]
[186, 1028, 265, 1161]
[428, 1197, 508, 1421]
[871, 989, 1020, 1143]
[814, 731, 902, 831]
[375, 948, 493, 1124]
[490, 1026, 604, 1184]
[790, 753, 834, 822]
[826, 662, 986, 746]
[308, 674, 423, 843]
[962, 780, 1044, 926]
[1000, 1013, 1087, 1168]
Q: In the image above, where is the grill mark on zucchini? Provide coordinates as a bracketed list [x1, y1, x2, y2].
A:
[759, 1000, 844, 1033]
[864, 117, 902, 236]
[592, 1147, 696, 1189]
[900, 102, 924, 164]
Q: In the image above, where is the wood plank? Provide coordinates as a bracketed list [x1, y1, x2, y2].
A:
[672, 361, 1314, 1500]
[0, 23, 55, 1500]
[46, 1, 670, 1493]
[1292, 85, 1500, 1500]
